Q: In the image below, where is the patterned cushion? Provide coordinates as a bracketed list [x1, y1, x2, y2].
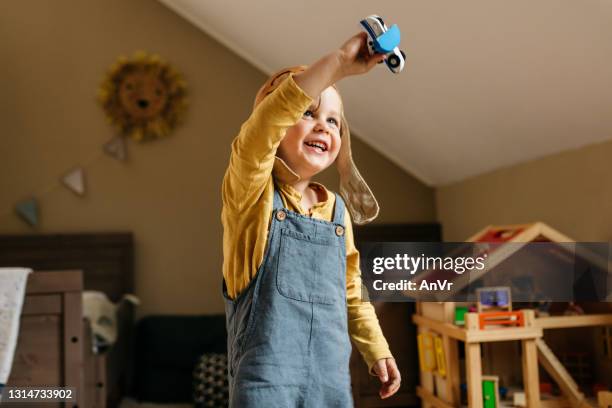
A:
[193, 353, 229, 407]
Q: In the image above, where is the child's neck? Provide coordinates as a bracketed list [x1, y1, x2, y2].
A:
[292, 179, 322, 213]
[292, 179, 311, 197]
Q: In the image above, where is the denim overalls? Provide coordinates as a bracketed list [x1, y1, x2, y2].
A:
[223, 185, 353, 407]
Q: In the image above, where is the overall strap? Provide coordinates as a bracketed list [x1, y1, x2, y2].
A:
[272, 184, 285, 210]
[332, 193, 345, 225]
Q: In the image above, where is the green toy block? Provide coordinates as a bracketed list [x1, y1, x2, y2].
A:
[455, 306, 468, 326]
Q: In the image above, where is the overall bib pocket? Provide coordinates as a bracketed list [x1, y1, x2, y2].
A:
[276, 228, 342, 304]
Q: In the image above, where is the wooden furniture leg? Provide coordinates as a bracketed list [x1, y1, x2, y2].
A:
[64, 291, 84, 408]
[442, 303, 460, 406]
[466, 342, 483, 408]
[522, 309, 540, 408]
[522, 339, 541, 407]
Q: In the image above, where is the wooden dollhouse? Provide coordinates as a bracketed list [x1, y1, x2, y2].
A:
[414, 223, 612, 408]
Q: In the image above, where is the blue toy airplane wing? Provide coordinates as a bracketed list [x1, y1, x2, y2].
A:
[374, 24, 401, 53]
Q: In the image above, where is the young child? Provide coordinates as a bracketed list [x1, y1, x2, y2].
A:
[221, 32, 401, 407]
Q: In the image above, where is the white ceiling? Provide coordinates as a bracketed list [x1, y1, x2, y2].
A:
[159, 0, 612, 186]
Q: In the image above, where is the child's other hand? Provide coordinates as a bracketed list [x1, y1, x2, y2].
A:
[336, 32, 386, 78]
[372, 357, 401, 399]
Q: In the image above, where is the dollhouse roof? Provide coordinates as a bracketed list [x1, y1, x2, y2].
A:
[409, 222, 610, 302]
[466, 222, 573, 243]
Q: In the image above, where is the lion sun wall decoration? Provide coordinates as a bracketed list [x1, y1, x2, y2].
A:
[98, 52, 187, 142]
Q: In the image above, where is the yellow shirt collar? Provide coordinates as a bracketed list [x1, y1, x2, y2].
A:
[273, 156, 332, 213]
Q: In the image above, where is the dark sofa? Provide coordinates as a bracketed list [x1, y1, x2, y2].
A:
[129, 315, 227, 404]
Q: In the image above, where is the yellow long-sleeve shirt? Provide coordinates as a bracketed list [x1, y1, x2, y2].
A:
[221, 73, 392, 373]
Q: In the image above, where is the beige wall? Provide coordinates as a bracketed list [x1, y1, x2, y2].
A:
[0, 0, 434, 316]
[437, 139, 612, 241]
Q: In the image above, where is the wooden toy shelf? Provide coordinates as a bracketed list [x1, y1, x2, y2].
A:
[414, 303, 612, 408]
[414, 223, 611, 408]
[536, 314, 612, 330]
[414, 303, 542, 408]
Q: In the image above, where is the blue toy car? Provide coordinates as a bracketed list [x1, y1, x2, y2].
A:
[360, 14, 405, 73]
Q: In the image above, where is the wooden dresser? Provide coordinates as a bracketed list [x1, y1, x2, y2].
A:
[7, 270, 84, 408]
[0, 232, 134, 407]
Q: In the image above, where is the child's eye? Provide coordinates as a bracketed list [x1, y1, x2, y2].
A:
[303, 110, 314, 118]
[328, 117, 339, 126]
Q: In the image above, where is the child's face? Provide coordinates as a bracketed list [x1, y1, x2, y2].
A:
[277, 87, 342, 180]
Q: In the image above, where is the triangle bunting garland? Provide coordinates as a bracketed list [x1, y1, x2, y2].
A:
[61, 167, 86, 196]
[15, 198, 39, 227]
[8, 133, 131, 227]
[103, 136, 127, 161]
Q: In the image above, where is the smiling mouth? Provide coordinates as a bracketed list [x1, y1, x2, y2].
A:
[304, 141, 328, 152]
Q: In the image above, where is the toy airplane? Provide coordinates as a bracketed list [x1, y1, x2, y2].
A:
[360, 14, 405, 73]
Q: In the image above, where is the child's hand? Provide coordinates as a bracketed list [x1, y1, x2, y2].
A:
[335, 32, 386, 79]
[371, 357, 401, 399]
[294, 32, 387, 99]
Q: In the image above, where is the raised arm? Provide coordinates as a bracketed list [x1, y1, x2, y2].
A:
[223, 32, 384, 211]
[294, 32, 386, 98]
[222, 75, 312, 211]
